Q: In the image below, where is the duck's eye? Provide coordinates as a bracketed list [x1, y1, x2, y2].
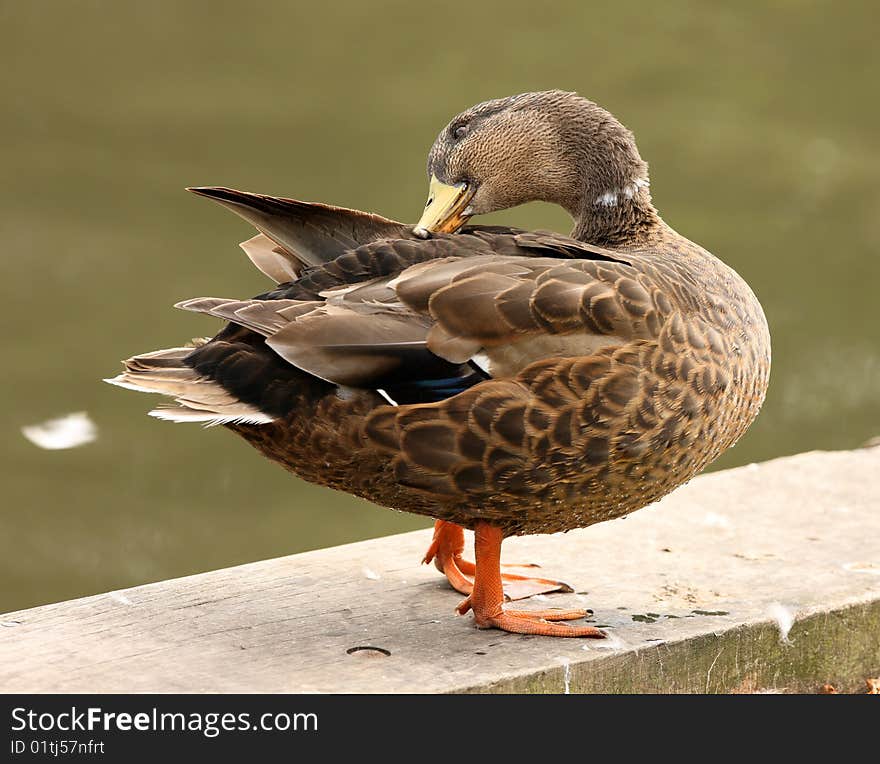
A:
[452, 124, 468, 140]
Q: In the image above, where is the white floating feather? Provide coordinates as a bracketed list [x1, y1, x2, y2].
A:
[767, 603, 795, 644]
[21, 412, 97, 450]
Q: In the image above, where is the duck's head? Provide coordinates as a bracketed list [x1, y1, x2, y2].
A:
[415, 90, 657, 244]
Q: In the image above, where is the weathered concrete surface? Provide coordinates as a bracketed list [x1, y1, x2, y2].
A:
[1, 447, 878, 693]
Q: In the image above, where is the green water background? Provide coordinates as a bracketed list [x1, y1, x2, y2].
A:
[2, 1, 878, 612]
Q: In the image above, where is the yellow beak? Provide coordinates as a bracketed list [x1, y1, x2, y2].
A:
[413, 175, 475, 237]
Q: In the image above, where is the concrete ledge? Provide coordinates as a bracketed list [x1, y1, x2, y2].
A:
[2, 448, 878, 693]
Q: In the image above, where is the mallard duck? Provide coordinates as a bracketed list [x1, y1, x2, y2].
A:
[107, 91, 770, 637]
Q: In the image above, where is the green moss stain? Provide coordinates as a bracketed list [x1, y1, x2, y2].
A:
[460, 601, 880, 694]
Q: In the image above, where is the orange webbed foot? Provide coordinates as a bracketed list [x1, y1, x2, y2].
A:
[422, 520, 575, 601]
[457, 595, 605, 637]
[450, 522, 606, 639]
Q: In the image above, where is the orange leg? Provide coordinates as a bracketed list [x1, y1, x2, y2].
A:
[422, 520, 575, 601]
[455, 523, 605, 637]
[422, 520, 474, 595]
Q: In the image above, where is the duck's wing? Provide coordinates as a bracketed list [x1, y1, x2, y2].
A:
[107, 194, 480, 420]
[202, 229, 662, 393]
[187, 186, 412, 276]
[175, 295, 471, 391]
[108, 188, 415, 422]
[110, 212, 667, 427]
[388, 233, 666, 377]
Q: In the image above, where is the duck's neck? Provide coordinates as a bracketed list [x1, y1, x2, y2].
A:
[571, 181, 666, 249]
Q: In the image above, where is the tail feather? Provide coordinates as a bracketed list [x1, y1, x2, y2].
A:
[105, 346, 275, 425]
[147, 406, 274, 426]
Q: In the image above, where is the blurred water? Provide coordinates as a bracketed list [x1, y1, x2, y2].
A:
[1, 1, 878, 611]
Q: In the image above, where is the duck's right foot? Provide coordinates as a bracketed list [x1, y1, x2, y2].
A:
[456, 523, 605, 638]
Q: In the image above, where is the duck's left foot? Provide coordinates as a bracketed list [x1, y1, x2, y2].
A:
[457, 596, 604, 637]
[423, 520, 573, 601]
[455, 522, 605, 638]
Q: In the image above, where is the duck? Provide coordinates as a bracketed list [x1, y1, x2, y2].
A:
[107, 90, 770, 637]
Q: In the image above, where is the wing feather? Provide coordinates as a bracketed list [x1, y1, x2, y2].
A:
[188, 186, 410, 268]
[161, 225, 665, 414]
